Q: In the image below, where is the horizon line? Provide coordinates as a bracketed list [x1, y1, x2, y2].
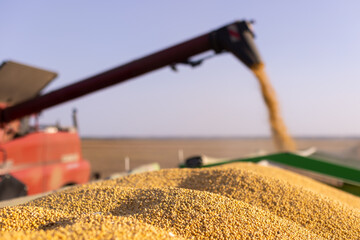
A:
[80, 135, 360, 140]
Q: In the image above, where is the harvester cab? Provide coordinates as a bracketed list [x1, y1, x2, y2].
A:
[0, 61, 57, 143]
[0, 62, 90, 201]
[0, 20, 266, 200]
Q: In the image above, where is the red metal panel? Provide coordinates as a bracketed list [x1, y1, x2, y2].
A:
[11, 166, 43, 195]
[2, 132, 44, 166]
[1, 131, 90, 195]
[42, 131, 83, 163]
[41, 160, 90, 192]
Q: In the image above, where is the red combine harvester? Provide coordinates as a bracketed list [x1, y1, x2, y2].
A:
[0, 62, 91, 200]
[0, 20, 262, 200]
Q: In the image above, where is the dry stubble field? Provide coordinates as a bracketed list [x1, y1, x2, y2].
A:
[81, 138, 360, 178]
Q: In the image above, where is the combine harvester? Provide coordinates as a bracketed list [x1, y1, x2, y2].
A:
[1, 20, 359, 201]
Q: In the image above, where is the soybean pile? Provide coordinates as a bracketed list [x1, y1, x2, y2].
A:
[1, 163, 360, 239]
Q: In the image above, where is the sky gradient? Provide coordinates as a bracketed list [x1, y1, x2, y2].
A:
[1, 1, 360, 137]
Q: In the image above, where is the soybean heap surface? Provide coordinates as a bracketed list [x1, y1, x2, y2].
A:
[1, 163, 359, 239]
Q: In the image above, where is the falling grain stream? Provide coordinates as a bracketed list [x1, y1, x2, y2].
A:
[251, 63, 296, 152]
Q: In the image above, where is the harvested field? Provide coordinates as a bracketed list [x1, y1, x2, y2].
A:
[82, 138, 360, 178]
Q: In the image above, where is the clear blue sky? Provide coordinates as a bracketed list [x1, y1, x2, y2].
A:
[1, 1, 360, 137]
